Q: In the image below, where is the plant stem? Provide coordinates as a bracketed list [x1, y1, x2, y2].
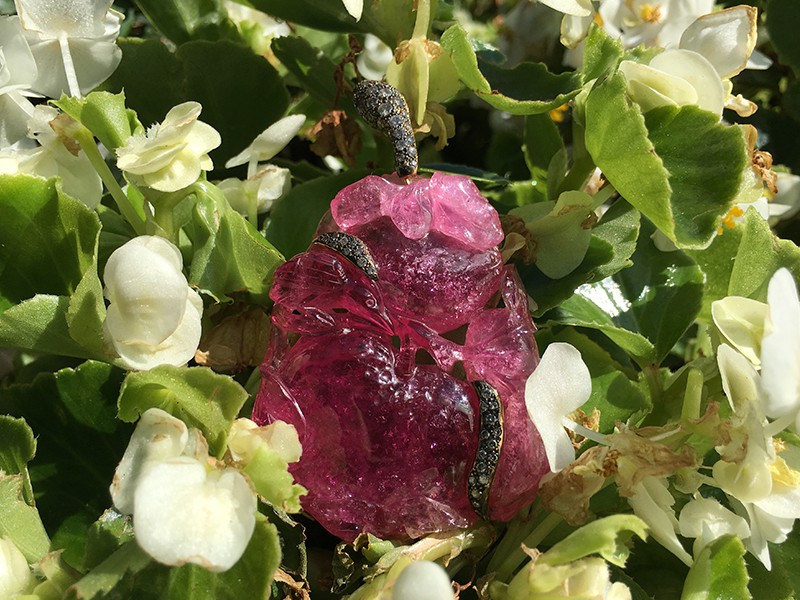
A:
[412, 0, 431, 39]
[489, 510, 563, 582]
[74, 126, 146, 235]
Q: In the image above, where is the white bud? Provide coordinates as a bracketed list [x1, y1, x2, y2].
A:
[392, 561, 454, 600]
[0, 536, 33, 598]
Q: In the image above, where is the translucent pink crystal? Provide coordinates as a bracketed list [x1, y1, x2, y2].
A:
[254, 173, 548, 541]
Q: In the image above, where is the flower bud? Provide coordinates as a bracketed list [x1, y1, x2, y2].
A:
[392, 561, 454, 600]
[0, 536, 34, 598]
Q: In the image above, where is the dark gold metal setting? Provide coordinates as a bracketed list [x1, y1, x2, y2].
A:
[314, 231, 379, 280]
[468, 380, 504, 518]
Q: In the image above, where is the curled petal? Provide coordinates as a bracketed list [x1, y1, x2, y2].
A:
[679, 6, 757, 79]
[341, 0, 363, 21]
[649, 49, 726, 115]
[525, 342, 591, 472]
[711, 297, 767, 366]
[225, 114, 305, 168]
[537, 0, 592, 17]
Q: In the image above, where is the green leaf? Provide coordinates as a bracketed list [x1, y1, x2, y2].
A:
[523, 113, 565, 176]
[187, 181, 284, 304]
[117, 365, 248, 458]
[82, 510, 135, 572]
[102, 39, 290, 170]
[582, 25, 623, 82]
[644, 106, 745, 248]
[241, 447, 307, 513]
[766, 0, 800, 75]
[551, 219, 704, 366]
[681, 535, 750, 600]
[0, 361, 131, 568]
[271, 35, 342, 107]
[540, 515, 648, 567]
[248, 0, 415, 46]
[265, 170, 368, 259]
[748, 526, 800, 600]
[688, 209, 800, 322]
[0, 174, 99, 311]
[585, 75, 746, 247]
[0, 475, 51, 563]
[55, 91, 142, 151]
[65, 515, 281, 599]
[520, 198, 640, 316]
[441, 25, 582, 115]
[0, 416, 36, 503]
[134, 0, 242, 45]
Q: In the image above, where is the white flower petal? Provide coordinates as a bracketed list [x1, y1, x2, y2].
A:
[619, 59, 698, 112]
[628, 476, 693, 566]
[761, 268, 800, 421]
[133, 457, 257, 572]
[678, 496, 750, 556]
[392, 561, 455, 600]
[525, 342, 591, 472]
[712, 297, 767, 366]
[341, 0, 363, 21]
[0, 17, 38, 91]
[16, 0, 113, 38]
[716, 343, 760, 412]
[110, 408, 189, 515]
[537, 0, 592, 17]
[679, 6, 757, 79]
[225, 114, 305, 168]
[649, 49, 726, 115]
[560, 13, 594, 49]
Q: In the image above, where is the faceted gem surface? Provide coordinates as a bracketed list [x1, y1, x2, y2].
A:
[254, 173, 548, 541]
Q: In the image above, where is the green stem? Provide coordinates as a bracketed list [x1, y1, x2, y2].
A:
[490, 511, 563, 583]
[412, 0, 431, 39]
[74, 127, 146, 235]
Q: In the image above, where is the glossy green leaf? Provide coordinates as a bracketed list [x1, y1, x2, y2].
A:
[748, 527, 800, 600]
[55, 91, 142, 151]
[117, 365, 248, 458]
[0, 475, 51, 563]
[0, 295, 91, 358]
[134, 0, 241, 44]
[523, 113, 565, 176]
[248, 0, 415, 46]
[0, 175, 99, 312]
[265, 170, 368, 259]
[521, 198, 640, 316]
[681, 535, 749, 600]
[0, 416, 36, 504]
[441, 25, 582, 115]
[0, 361, 130, 567]
[186, 181, 284, 303]
[688, 209, 800, 322]
[766, 0, 800, 75]
[553, 219, 704, 366]
[541, 515, 648, 567]
[103, 39, 289, 170]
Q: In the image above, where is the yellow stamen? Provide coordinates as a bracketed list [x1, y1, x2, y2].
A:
[549, 104, 569, 123]
[720, 205, 745, 231]
[640, 3, 663, 23]
[593, 11, 604, 26]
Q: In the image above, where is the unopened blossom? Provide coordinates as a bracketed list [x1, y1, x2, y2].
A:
[15, 0, 123, 98]
[117, 102, 221, 193]
[525, 342, 592, 472]
[392, 561, 454, 600]
[508, 556, 632, 599]
[356, 34, 393, 81]
[102, 236, 203, 371]
[111, 408, 257, 572]
[0, 536, 34, 598]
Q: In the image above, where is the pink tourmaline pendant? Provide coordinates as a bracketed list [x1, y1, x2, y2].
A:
[253, 172, 548, 541]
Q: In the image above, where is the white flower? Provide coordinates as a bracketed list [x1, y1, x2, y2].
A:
[110, 408, 257, 572]
[678, 496, 750, 558]
[217, 164, 291, 216]
[711, 297, 767, 367]
[224, 0, 290, 38]
[625, 473, 692, 566]
[525, 342, 592, 472]
[102, 236, 203, 371]
[761, 268, 800, 432]
[356, 34, 394, 81]
[0, 16, 38, 147]
[116, 102, 221, 193]
[538, 0, 592, 18]
[9, 105, 103, 207]
[15, 0, 123, 98]
[0, 536, 34, 598]
[225, 114, 305, 179]
[227, 418, 301, 465]
[341, 0, 363, 21]
[392, 561, 454, 600]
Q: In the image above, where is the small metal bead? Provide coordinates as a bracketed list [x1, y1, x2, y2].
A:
[313, 232, 379, 280]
